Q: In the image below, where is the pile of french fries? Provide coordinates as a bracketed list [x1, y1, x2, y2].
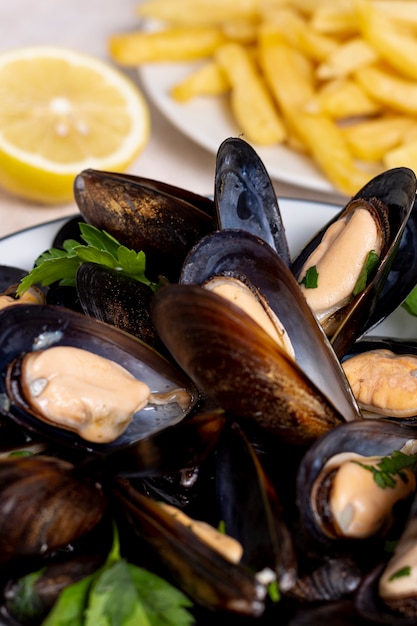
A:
[109, 0, 417, 196]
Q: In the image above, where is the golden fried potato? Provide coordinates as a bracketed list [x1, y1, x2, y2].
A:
[342, 115, 416, 161]
[316, 37, 378, 80]
[356, 0, 417, 80]
[284, 109, 372, 196]
[214, 42, 287, 145]
[257, 28, 315, 113]
[305, 78, 380, 119]
[109, 27, 226, 64]
[355, 65, 417, 115]
[136, 0, 260, 26]
[171, 61, 229, 102]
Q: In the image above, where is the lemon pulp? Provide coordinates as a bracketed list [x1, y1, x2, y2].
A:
[0, 46, 150, 204]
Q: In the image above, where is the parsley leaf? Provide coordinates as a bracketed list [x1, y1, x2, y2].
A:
[389, 566, 412, 582]
[41, 524, 194, 626]
[353, 450, 417, 489]
[16, 223, 158, 297]
[352, 250, 380, 296]
[299, 265, 319, 289]
[403, 285, 417, 317]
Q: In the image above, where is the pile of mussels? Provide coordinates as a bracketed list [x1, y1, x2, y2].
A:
[2, 137, 417, 625]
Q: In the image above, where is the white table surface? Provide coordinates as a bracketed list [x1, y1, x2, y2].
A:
[0, 0, 346, 239]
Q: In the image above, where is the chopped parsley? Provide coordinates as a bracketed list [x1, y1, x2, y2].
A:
[16, 223, 158, 297]
[299, 265, 319, 289]
[389, 566, 412, 582]
[353, 450, 417, 489]
[352, 250, 380, 296]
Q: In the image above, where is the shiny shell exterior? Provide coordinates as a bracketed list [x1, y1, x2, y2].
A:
[214, 137, 290, 264]
[152, 282, 349, 446]
[73, 169, 215, 281]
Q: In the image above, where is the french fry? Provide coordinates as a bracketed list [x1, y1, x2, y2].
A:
[310, 1, 358, 36]
[257, 28, 315, 113]
[341, 115, 416, 161]
[285, 108, 371, 196]
[109, 27, 227, 64]
[316, 36, 378, 80]
[263, 7, 338, 62]
[305, 78, 380, 119]
[136, 0, 260, 26]
[355, 0, 417, 80]
[384, 137, 417, 172]
[109, 0, 417, 195]
[371, 1, 417, 29]
[355, 65, 417, 115]
[171, 61, 229, 102]
[214, 42, 287, 145]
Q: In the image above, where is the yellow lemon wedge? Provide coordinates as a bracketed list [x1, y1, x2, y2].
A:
[0, 46, 150, 204]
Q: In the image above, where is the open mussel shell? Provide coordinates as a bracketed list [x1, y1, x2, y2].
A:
[214, 137, 290, 264]
[180, 229, 360, 425]
[0, 304, 199, 454]
[152, 283, 350, 446]
[112, 475, 267, 617]
[73, 169, 215, 281]
[296, 420, 417, 546]
[215, 421, 297, 593]
[291, 167, 417, 358]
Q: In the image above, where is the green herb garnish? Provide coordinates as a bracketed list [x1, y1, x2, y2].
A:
[16, 223, 158, 297]
[389, 566, 412, 582]
[40, 524, 194, 626]
[403, 285, 417, 317]
[299, 265, 319, 289]
[384, 539, 398, 554]
[353, 450, 417, 489]
[352, 250, 380, 296]
[267, 580, 281, 603]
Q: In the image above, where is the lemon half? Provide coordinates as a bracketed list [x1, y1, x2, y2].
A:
[0, 46, 150, 204]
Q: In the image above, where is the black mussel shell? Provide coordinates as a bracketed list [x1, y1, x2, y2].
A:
[0, 266, 27, 293]
[76, 262, 163, 351]
[215, 421, 297, 592]
[291, 167, 417, 358]
[112, 476, 267, 617]
[214, 137, 291, 265]
[51, 214, 85, 248]
[181, 229, 360, 424]
[0, 304, 199, 454]
[73, 169, 215, 281]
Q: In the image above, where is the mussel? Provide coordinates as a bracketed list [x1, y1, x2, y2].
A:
[291, 167, 417, 358]
[297, 420, 417, 546]
[180, 228, 360, 426]
[73, 169, 215, 281]
[342, 337, 417, 421]
[0, 304, 199, 453]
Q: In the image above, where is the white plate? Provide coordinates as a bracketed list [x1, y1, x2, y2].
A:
[0, 198, 414, 339]
[139, 61, 334, 194]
